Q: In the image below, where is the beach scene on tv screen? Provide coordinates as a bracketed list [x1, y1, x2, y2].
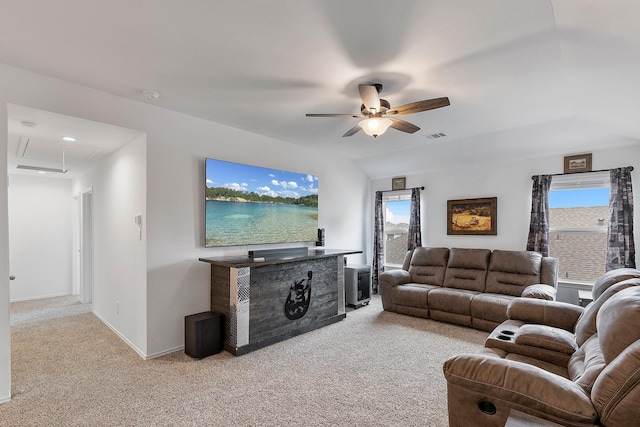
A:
[205, 158, 319, 247]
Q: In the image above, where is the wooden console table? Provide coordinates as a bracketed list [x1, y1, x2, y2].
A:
[199, 248, 361, 355]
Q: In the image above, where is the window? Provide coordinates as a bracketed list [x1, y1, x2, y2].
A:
[383, 191, 411, 267]
[548, 171, 610, 283]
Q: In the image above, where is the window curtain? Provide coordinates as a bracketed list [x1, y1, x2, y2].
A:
[407, 187, 422, 250]
[606, 167, 636, 270]
[526, 175, 552, 256]
[372, 191, 384, 294]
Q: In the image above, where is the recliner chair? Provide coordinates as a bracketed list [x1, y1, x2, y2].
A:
[443, 269, 640, 426]
[485, 273, 640, 370]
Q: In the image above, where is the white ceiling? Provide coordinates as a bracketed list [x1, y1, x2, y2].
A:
[1, 0, 639, 179]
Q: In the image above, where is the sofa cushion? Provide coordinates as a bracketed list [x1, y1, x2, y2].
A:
[592, 287, 640, 424]
[485, 250, 542, 296]
[516, 324, 577, 354]
[591, 268, 640, 300]
[597, 286, 640, 363]
[575, 278, 640, 347]
[505, 353, 570, 379]
[470, 293, 515, 324]
[392, 283, 438, 308]
[568, 335, 605, 394]
[443, 248, 490, 292]
[521, 284, 556, 300]
[591, 340, 640, 426]
[428, 288, 478, 316]
[407, 247, 449, 286]
[507, 298, 583, 332]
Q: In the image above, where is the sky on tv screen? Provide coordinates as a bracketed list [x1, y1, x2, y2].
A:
[206, 158, 318, 198]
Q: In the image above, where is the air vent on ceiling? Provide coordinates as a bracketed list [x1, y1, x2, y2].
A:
[426, 132, 446, 139]
[16, 165, 67, 174]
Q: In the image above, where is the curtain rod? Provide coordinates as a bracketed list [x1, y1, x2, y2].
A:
[384, 186, 424, 192]
[531, 166, 634, 179]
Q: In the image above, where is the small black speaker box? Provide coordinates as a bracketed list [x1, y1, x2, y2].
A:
[185, 311, 224, 359]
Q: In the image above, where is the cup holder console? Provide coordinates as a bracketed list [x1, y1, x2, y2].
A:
[495, 330, 515, 341]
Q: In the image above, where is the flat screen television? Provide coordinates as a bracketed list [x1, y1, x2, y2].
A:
[205, 158, 319, 247]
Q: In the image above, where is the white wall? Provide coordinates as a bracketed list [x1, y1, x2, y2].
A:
[71, 134, 147, 356]
[144, 111, 369, 357]
[0, 101, 11, 403]
[8, 175, 72, 301]
[0, 62, 369, 379]
[370, 145, 640, 252]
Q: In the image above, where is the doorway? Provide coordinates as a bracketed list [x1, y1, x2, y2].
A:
[80, 189, 93, 304]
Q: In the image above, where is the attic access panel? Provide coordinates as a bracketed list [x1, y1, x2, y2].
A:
[18, 136, 101, 165]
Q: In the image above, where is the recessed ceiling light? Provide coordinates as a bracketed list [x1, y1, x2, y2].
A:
[37, 171, 46, 174]
[142, 90, 160, 101]
[62, 136, 76, 142]
[20, 120, 38, 128]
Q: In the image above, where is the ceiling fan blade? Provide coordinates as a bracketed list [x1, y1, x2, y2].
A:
[390, 118, 420, 134]
[386, 97, 450, 116]
[358, 84, 380, 112]
[306, 113, 365, 118]
[342, 124, 362, 137]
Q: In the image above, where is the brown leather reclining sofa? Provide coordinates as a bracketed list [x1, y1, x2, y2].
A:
[379, 247, 559, 331]
[443, 268, 640, 426]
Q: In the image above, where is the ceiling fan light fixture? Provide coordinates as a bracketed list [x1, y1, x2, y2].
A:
[358, 118, 392, 138]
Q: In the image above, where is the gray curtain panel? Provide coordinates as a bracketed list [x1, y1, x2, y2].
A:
[372, 191, 384, 293]
[526, 175, 552, 256]
[607, 167, 636, 270]
[408, 187, 422, 250]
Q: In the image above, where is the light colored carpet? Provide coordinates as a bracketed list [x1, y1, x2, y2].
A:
[1, 295, 487, 426]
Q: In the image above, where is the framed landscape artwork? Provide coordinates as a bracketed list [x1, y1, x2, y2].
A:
[391, 177, 406, 190]
[447, 197, 497, 235]
[564, 153, 592, 174]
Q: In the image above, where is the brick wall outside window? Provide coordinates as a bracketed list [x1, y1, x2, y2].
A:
[549, 206, 608, 283]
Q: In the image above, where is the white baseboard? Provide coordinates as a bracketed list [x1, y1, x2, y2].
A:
[91, 311, 148, 360]
[0, 394, 11, 405]
[145, 346, 184, 360]
[10, 292, 74, 303]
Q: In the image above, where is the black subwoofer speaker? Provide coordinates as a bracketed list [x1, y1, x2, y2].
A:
[184, 311, 224, 359]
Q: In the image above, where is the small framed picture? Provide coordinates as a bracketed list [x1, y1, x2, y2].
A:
[564, 153, 592, 174]
[392, 177, 406, 190]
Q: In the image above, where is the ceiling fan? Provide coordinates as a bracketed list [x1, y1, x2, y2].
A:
[306, 83, 450, 138]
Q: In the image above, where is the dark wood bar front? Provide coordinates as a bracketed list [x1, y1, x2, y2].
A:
[199, 249, 361, 355]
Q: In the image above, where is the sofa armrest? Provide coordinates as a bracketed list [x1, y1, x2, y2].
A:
[443, 353, 597, 424]
[379, 269, 411, 288]
[507, 298, 583, 332]
[521, 284, 556, 300]
[378, 270, 411, 311]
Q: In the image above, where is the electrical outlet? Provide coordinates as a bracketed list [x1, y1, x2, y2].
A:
[116, 301, 119, 314]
